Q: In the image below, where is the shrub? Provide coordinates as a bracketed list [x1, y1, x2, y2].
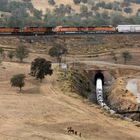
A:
[73, 0, 81, 4]
[48, 0, 55, 5]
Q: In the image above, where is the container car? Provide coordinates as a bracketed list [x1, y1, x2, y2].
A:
[116, 25, 140, 33]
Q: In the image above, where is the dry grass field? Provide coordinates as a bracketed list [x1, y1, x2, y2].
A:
[0, 61, 140, 140]
[0, 35, 140, 139]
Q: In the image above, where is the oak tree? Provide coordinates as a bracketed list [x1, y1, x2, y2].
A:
[10, 74, 25, 92]
[30, 57, 53, 82]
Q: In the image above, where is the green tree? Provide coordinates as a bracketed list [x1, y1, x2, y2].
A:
[48, 0, 55, 5]
[110, 51, 117, 63]
[0, 0, 8, 12]
[124, 7, 133, 14]
[81, 0, 87, 3]
[33, 9, 42, 20]
[0, 47, 4, 58]
[122, 51, 132, 64]
[80, 5, 88, 13]
[110, 13, 124, 26]
[65, 4, 72, 14]
[73, 0, 81, 4]
[15, 44, 29, 62]
[48, 44, 67, 65]
[6, 1, 34, 27]
[30, 58, 53, 82]
[10, 74, 25, 92]
[7, 50, 14, 61]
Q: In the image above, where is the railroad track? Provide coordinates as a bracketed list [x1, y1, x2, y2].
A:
[0, 32, 140, 37]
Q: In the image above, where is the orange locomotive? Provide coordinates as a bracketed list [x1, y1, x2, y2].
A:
[22, 27, 53, 35]
[87, 26, 116, 33]
[53, 26, 116, 34]
[0, 26, 116, 35]
[53, 26, 80, 33]
[0, 27, 20, 34]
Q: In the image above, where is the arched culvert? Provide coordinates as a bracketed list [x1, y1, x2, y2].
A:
[94, 71, 104, 85]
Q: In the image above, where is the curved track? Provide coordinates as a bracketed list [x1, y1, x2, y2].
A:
[96, 78, 115, 114]
[0, 32, 140, 37]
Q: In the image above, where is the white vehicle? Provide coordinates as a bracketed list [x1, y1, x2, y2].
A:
[116, 25, 140, 33]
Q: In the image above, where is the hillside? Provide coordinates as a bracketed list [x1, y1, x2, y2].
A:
[0, 0, 140, 27]
[0, 60, 140, 140]
[31, 0, 140, 16]
[0, 34, 140, 139]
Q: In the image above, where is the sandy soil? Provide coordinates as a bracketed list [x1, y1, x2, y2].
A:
[0, 61, 140, 140]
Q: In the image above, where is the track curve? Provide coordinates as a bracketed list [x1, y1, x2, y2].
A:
[96, 78, 115, 114]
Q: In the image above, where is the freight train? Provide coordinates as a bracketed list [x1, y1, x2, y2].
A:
[96, 78, 115, 114]
[0, 25, 140, 35]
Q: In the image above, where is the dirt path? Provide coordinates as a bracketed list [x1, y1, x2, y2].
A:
[0, 62, 140, 140]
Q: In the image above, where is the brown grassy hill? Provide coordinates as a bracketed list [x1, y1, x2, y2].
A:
[31, 0, 140, 16]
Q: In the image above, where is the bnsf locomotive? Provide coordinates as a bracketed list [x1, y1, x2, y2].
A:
[0, 25, 140, 35]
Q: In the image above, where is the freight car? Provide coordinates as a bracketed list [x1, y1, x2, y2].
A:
[96, 78, 104, 105]
[116, 25, 140, 33]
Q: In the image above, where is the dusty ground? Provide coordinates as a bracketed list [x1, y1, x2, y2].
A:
[0, 62, 140, 140]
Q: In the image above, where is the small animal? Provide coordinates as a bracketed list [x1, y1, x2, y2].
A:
[79, 132, 82, 137]
[75, 131, 78, 135]
[67, 127, 75, 134]
[67, 127, 82, 137]
[67, 127, 72, 130]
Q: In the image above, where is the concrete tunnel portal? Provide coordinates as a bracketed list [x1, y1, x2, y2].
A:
[94, 71, 104, 85]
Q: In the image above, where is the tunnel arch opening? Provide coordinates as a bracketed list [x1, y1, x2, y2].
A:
[94, 71, 104, 85]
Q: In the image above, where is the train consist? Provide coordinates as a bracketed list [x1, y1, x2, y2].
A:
[96, 78, 116, 114]
[96, 78, 105, 107]
[0, 25, 140, 35]
[96, 78, 115, 114]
